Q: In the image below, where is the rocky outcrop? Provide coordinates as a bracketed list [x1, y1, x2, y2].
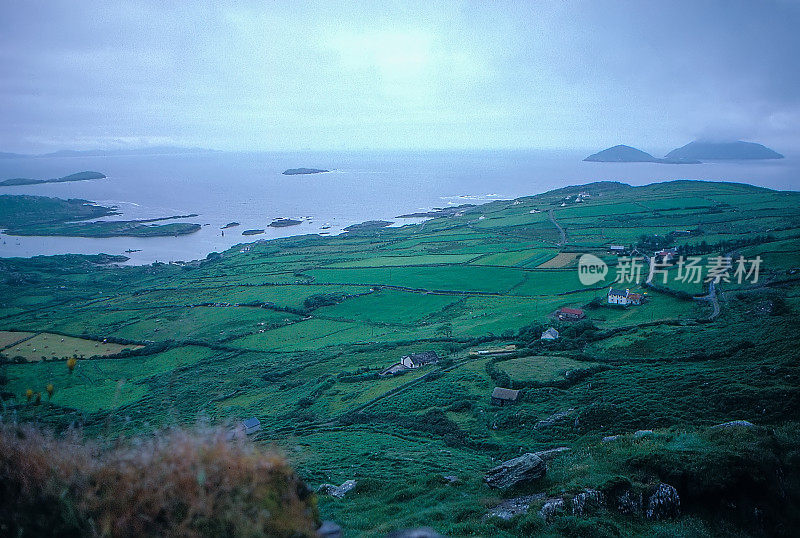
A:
[615, 489, 643, 515]
[534, 409, 575, 429]
[539, 498, 565, 521]
[533, 447, 571, 460]
[317, 479, 356, 498]
[602, 435, 621, 443]
[484, 453, 546, 489]
[646, 483, 680, 520]
[571, 489, 603, 516]
[486, 494, 545, 520]
[711, 420, 755, 429]
[634, 429, 654, 439]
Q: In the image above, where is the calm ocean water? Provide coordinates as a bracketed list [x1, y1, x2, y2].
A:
[0, 149, 797, 264]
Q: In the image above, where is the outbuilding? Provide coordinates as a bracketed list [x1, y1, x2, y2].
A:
[491, 387, 520, 406]
[541, 327, 560, 340]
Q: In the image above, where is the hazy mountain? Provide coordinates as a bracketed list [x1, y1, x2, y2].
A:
[584, 144, 700, 164]
[0, 146, 219, 159]
[665, 141, 784, 160]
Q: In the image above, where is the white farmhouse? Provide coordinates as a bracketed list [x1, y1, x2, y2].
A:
[608, 287, 630, 305]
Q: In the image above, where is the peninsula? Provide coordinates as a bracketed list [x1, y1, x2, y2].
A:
[0, 194, 201, 237]
[0, 171, 106, 187]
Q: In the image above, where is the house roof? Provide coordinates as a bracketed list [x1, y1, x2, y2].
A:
[492, 387, 519, 401]
[242, 417, 260, 429]
[541, 327, 559, 338]
[405, 351, 439, 366]
[608, 288, 629, 297]
[559, 307, 584, 316]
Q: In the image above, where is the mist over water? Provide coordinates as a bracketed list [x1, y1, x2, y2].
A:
[1, 149, 797, 264]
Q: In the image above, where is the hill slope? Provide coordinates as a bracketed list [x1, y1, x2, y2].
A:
[666, 140, 784, 160]
[1, 180, 799, 536]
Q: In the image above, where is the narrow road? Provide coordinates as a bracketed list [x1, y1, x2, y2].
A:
[695, 280, 720, 320]
[548, 209, 566, 246]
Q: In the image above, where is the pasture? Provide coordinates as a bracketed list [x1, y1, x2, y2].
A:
[1, 180, 799, 536]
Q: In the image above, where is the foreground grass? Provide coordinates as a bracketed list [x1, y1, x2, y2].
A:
[0, 423, 318, 537]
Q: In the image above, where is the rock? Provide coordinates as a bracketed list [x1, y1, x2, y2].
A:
[486, 494, 545, 520]
[711, 420, 755, 429]
[442, 475, 460, 484]
[646, 483, 680, 520]
[386, 528, 445, 538]
[571, 489, 603, 516]
[602, 435, 621, 443]
[317, 520, 342, 537]
[539, 498, 565, 521]
[634, 429, 654, 439]
[533, 447, 571, 460]
[317, 479, 356, 498]
[534, 409, 575, 429]
[615, 489, 643, 515]
[484, 453, 546, 489]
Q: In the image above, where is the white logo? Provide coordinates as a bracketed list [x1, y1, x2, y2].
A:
[578, 254, 608, 286]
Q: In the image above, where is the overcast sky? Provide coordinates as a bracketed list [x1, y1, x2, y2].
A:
[1, 0, 798, 153]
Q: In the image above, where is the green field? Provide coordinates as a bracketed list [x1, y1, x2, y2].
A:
[1, 180, 799, 536]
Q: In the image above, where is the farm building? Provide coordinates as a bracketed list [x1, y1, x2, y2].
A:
[607, 287, 630, 305]
[541, 327, 560, 340]
[628, 292, 644, 305]
[608, 245, 627, 255]
[242, 417, 261, 435]
[608, 288, 644, 306]
[378, 363, 408, 377]
[557, 307, 585, 321]
[380, 351, 440, 376]
[655, 248, 678, 263]
[400, 351, 439, 369]
[491, 387, 520, 406]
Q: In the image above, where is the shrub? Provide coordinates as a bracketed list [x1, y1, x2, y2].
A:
[0, 423, 318, 537]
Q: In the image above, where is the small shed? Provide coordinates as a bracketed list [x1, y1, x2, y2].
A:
[491, 387, 520, 406]
[242, 417, 261, 435]
[541, 327, 560, 340]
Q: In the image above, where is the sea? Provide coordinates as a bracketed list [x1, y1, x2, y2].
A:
[0, 149, 797, 265]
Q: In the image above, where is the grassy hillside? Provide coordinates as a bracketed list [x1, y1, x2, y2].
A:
[1, 180, 799, 536]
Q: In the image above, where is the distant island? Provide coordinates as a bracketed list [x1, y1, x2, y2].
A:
[268, 218, 302, 228]
[282, 168, 329, 175]
[665, 140, 784, 160]
[222, 222, 240, 229]
[241, 229, 264, 236]
[0, 194, 200, 237]
[584, 145, 700, 164]
[0, 171, 106, 187]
